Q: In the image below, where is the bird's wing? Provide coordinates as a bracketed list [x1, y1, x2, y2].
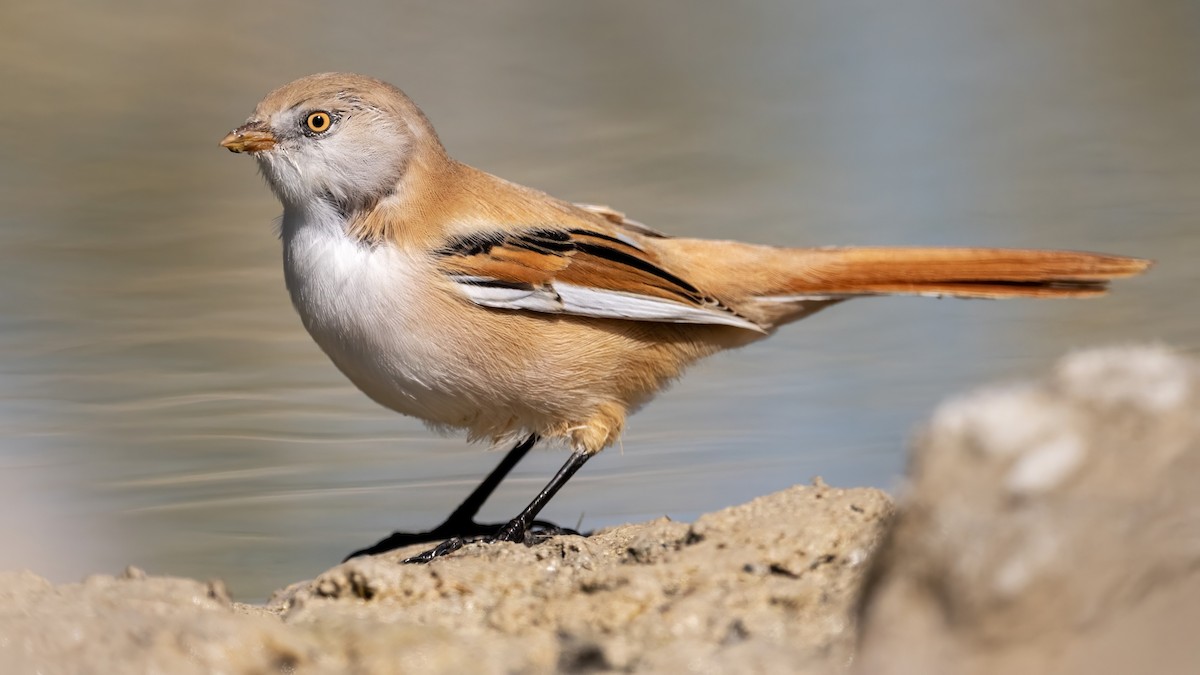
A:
[435, 224, 764, 331]
[572, 203, 668, 238]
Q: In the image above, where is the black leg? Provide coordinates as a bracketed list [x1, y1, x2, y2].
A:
[344, 435, 577, 561]
[442, 435, 539, 527]
[403, 450, 593, 564]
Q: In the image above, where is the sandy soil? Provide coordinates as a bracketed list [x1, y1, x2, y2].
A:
[1, 482, 892, 674]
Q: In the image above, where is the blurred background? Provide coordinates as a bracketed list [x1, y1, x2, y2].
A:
[0, 0, 1194, 600]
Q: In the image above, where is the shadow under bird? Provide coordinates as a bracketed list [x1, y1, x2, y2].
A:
[221, 72, 1151, 563]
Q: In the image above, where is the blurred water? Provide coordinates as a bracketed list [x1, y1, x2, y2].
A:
[0, 0, 1195, 600]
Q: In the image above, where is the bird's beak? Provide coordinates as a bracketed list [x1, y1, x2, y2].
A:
[220, 122, 276, 153]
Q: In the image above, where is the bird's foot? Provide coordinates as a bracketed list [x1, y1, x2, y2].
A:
[400, 519, 581, 564]
[344, 519, 578, 562]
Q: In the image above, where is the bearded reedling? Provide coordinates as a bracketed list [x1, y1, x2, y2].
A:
[221, 73, 1151, 563]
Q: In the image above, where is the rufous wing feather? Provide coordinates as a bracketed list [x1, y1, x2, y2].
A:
[435, 225, 766, 331]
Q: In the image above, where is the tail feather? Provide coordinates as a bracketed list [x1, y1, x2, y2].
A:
[778, 247, 1151, 300]
[657, 239, 1150, 329]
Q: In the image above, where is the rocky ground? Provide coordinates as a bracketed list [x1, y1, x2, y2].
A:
[2, 345, 1198, 674]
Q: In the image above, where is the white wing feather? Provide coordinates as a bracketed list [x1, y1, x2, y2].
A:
[450, 276, 763, 332]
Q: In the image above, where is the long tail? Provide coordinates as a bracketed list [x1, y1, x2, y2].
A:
[774, 247, 1151, 300]
[662, 241, 1152, 329]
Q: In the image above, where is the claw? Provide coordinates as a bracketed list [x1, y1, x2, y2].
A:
[403, 537, 467, 564]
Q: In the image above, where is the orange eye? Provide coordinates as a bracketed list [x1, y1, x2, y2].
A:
[305, 111, 332, 133]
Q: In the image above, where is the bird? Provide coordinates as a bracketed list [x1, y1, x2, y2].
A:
[220, 72, 1151, 563]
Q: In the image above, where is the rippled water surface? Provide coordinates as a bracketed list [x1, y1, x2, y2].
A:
[1, 0, 1196, 599]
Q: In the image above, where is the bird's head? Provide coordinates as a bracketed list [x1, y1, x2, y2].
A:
[220, 72, 446, 214]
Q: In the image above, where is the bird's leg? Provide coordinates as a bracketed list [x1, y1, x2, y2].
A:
[437, 435, 539, 532]
[344, 435, 577, 560]
[403, 450, 593, 564]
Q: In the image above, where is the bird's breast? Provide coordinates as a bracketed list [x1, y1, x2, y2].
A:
[279, 210, 482, 426]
